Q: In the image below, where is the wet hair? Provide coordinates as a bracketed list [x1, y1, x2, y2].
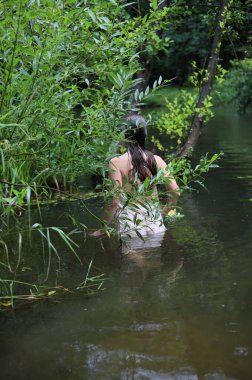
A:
[125, 115, 157, 182]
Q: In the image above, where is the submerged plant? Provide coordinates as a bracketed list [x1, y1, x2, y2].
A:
[0, 223, 106, 310]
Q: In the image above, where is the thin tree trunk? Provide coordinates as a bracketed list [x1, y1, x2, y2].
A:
[176, 0, 231, 158]
[133, 0, 168, 94]
[135, 62, 153, 93]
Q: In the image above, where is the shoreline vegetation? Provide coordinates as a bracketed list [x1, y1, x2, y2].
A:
[1, 0, 250, 310]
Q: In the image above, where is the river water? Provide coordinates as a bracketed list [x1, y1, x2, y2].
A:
[0, 107, 252, 380]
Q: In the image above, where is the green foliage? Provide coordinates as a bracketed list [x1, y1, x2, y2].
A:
[150, 66, 215, 152]
[222, 0, 252, 60]
[215, 58, 252, 113]
[0, 0, 230, 222]
[167, 153, 222, 191]
[0, 222, 105, 309]
[188, 61, 227, 89]
[101, 151, 222, 220]
[0, 0, 232, 310]
[152, 0, 214, 84]
[151, 0, 251, 84]
[0, 0, 180, 218]
[153, 90, 198, 149]
[119, 3, 173, 61]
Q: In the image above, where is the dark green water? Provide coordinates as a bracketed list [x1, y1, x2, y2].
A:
[0, 108, 252, 380]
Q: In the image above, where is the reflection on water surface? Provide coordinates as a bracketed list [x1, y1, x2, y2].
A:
[0, 108, 252, 380]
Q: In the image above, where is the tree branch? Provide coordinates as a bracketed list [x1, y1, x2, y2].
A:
[176, 0, 232, 158]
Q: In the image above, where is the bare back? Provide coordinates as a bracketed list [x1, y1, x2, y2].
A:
[109, 151, 179, 194]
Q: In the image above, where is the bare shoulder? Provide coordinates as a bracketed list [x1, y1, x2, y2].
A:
[109, 153, 128, 169]
[109, 157, 119, 170]
[154, 155, 167, 169]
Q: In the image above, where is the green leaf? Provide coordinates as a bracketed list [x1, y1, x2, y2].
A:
[135, 229, 145, 241]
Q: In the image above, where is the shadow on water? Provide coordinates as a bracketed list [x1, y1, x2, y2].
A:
[0, 107, 252, 379]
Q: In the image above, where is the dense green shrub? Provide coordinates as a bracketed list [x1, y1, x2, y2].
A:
[0, 0, 223, 220]
[214, 58, 252, 113]
[0, 0, 172, 215]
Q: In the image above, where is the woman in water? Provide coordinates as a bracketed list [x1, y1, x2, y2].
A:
[90, 115, 180, 245]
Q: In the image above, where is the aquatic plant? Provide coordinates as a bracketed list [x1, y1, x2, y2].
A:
[0, 223, 106, 310]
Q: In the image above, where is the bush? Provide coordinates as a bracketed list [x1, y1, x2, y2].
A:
[214, 58, 252, 113]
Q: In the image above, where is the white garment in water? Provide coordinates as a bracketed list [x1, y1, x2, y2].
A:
[116, 190, 166, 252]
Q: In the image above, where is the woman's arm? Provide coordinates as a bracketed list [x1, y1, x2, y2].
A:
[90, 158, 121, 238]
[154, 155, 180, 218]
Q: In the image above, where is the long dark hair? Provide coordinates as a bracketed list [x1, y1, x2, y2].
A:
[125, 115, 157, 182]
